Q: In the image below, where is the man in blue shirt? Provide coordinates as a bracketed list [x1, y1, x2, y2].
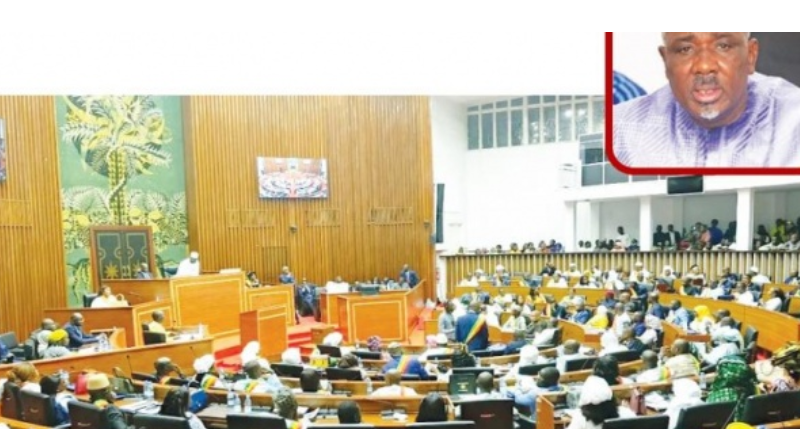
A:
[506, 367, 562, 417]
[646, 293, 667, 320]
[455, 302, 489, 352]
[708, 219, 724, 246]
[63, 313, 99, 349]
[669, 300, 691, 329]
[381, 343, 429, 380]
[572, 301, 592, 325]
[278, 266, 295, 284]
[614, 32, 800, 168]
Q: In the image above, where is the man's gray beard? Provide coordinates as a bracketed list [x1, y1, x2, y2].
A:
[700, 106, 721, 121]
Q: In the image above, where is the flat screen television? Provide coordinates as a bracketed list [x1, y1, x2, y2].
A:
[667, 176, 703, 195]
[257, 157, 328, 199]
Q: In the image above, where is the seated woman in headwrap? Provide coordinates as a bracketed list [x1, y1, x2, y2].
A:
[566, 375, 635, 429]
[706, 355, 758, 421]
[690, 305, 715, 334]
[754, 341, 800, 393]
[666, 379, 704, 429]
[505, 345, 551, 380]
[586, 306, 609, 330]
[281, 348, 304, 366]
[598, 331, 628, 357]
[638, 314, 662, 346]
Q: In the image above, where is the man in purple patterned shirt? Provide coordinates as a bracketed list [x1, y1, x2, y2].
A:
[614, 32, 800, 168]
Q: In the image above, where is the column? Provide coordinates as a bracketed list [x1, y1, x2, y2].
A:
[564, 201, 576, 252]
[737, 188, 754, 251]
[639, 196, 653, 251]
[589, 202, 601, 245]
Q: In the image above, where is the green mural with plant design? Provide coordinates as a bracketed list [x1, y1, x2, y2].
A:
[57, 96, 188, 306]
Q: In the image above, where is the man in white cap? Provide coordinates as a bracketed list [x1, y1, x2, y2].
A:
[698, 328, 740, 366]
[546, 271, 567, 287]
[666, 379, 704, 429]
[419, 334, 453, 362]
[493, 264, 510, 286]
[567, 263, 582, 278]
[629, 261, 651, 281]
[193, 354, 224, 389]
[86, 373, 129, 429]
[322, 332, 343, 347]
[568, 375, 636, 427]
[505, 344, 550, 380]
[749, 266, 771, 286]
[175, 251, 200, 277]
[281, 348, 303, 366]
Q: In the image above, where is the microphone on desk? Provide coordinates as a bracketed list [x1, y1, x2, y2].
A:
[126, 354, 134, 378]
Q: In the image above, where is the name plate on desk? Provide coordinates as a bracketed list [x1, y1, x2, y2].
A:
[310, 355, 330, 369]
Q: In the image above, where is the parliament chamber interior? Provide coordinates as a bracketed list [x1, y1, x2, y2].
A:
[2, 94, 800, 429]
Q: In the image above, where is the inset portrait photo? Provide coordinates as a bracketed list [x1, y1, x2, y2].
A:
[610, 32, 800, 174]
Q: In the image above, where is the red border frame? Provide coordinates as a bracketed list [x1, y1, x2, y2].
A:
[605, 32, 800, 176]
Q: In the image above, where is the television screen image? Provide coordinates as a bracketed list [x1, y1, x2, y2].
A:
[257, 157, 328, 199]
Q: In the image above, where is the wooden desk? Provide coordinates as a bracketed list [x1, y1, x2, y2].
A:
[541, 287, 609, 306]
[454, 284, 531, 299]
[243, 285, 296, 326]
[320, 290, 408, 326]
[103, 279, 172, 305]
[0, 337, 213, 380]
[558, 320, 601, 347]
[240, 306, 288, 361]
[44, 301, 173, 348]
[658, 293, 800, 351]
[0, 416, 51, 429]
[662, 321, 710, 346]
[333, 285, 426, 343]
[338, 294, 409, 343]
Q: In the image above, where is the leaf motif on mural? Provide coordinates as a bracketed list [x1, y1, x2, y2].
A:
[61, 96, 173, 224]
[58, 95, 188, 307]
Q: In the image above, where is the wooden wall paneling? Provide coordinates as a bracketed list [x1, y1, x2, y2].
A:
[183, 96, 435, 300]
[0, 96, 65, 338]
[170, 274, 245, 337]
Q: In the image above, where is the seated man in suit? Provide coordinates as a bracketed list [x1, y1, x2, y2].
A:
[455, 302, 489, 352]
[135, 263, 154, 279]
[504, 330, 529, 355]
[381, 343, 429, 380]
[295, 278, 316, 317]
[399, 264, 420, 287]
[62, 312, 99, 349]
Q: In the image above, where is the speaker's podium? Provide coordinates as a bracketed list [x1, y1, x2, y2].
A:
[334, 283, 426, 344]
[103, 273, 295, 342]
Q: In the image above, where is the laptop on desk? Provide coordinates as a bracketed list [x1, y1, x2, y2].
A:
[448, 372, 477, 401]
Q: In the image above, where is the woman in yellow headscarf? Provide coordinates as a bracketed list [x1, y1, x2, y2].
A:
[586, 305, 609, 330]
[690, 305, 715, 334]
